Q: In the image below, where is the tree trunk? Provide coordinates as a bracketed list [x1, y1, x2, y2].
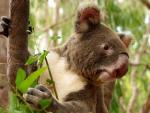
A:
[7, 0, 29, 87]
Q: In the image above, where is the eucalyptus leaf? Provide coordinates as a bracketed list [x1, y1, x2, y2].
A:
[18, 67, 47, 93]
[15, 68, 26, 88]
[26, 55, 40, 65]
[39, 98, 52, 109]
[39, 50, 49, 65]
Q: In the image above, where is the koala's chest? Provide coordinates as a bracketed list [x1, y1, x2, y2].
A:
[39, 51, 86, 102]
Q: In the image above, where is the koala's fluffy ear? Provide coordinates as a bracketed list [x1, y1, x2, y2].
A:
[75, 4, 101, 33]
[118, 33, 132, 48]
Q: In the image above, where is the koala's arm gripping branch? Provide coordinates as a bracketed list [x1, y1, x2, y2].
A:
[47, 99, 90, 113]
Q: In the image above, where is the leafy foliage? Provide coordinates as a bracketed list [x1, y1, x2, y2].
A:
[17, 67, 47, 93]
[9, 93, 34, 113]
[0, 107, 4, 113]
[10, 50, 51, 113]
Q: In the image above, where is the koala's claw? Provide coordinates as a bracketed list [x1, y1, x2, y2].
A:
[27, 26, 33, 34]
[26, 20, 33, 35]
[35, 85, 51, 95]
[0, 16, 33, 37]
[1, 16, 11, 25]
[0, 16, 11, 37]
[27, 87, 50, 99]
[23, 85, 51, 108]
[23, 94, 41, 107]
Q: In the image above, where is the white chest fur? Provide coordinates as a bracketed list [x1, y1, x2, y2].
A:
[39, 51, 86, 103]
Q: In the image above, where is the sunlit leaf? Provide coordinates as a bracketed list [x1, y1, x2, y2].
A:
[25, 55, 40, 65]
[15, 68, 26, 88]
[39, 50, 49, 65]
[18, 67, 47, 93]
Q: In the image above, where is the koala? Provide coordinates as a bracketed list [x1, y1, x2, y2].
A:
[23, 5, 130, 113]
[0, 4, 131, 113]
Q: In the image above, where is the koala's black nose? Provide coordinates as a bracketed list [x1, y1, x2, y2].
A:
[115, 53, 129, 78]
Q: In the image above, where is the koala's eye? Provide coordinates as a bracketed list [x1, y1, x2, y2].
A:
[103, 44, 109, 50]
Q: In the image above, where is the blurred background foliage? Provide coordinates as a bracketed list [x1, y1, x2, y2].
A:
[9, 0, 149, 113]
[29, 0, 150, 113]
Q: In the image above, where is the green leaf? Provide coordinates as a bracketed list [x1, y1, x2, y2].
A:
[39, 50, 49, 65]
[18, 67, 47, 93]
[0, 107, 3, 113]
[25, 55, 39, 65]
[9, 92, 34, 113]
[115, 81, 123, 97]
[39, 98, 52, 109]
[15, 68, 26, 88]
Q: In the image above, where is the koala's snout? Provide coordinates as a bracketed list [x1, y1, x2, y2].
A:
[97, 53, 129, 83]
[115, 53, 129, 78]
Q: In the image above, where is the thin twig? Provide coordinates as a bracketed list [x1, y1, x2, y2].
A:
[130, 63, 150, 67]
[139, 68, 150, 113]
[141, 0, 150, 9]
[140, 92, 150, 113]
[127, 37, 149, 113]
[41, 13, 75, 33]
[45, 57, 59, 100]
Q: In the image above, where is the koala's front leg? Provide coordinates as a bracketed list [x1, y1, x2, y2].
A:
[23, 85, 65, 112]
[24, 85, 90, 113]
[23, 85, 51, 108]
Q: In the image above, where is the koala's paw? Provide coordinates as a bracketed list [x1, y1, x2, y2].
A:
[0, 16, 11, 37]
[23, 85, 51, 109]
[27, 21, 33, 35]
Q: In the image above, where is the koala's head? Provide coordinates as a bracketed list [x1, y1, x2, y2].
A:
[65, 5, 131, 85]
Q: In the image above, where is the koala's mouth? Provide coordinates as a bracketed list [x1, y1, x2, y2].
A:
[96, 54, 129, 83]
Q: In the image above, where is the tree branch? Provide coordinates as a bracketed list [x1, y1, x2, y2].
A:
[141, 0, 150, 9]
[140, 92, 150, 113]
[130, 62, 150, 68]
[127, 37, 149, 113]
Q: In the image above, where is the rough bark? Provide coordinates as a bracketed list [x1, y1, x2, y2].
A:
[7, 0, 29, 87]
[141, 0, 150, 9]
[0, 0, 9, 107]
